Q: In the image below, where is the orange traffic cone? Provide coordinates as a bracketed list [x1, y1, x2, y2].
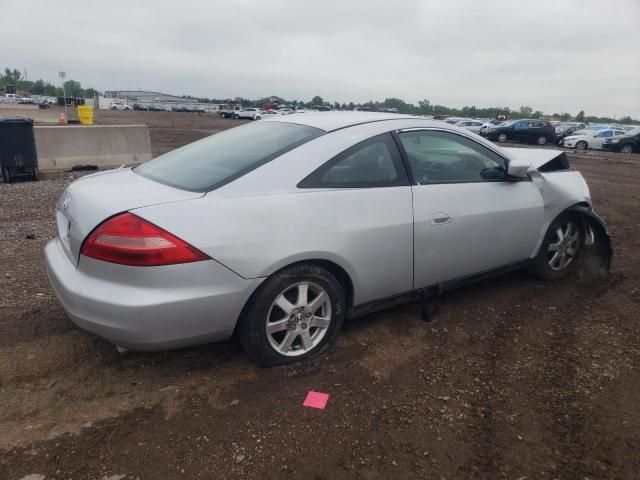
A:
[59, 113, 66, 125]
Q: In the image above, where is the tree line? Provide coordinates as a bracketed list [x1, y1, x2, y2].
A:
[206, 94, 638, 124]
[0, 68, 100, 99]
[1, 67, 636, 124]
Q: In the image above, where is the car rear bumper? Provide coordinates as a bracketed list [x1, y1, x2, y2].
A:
[45, 238, 262, 351]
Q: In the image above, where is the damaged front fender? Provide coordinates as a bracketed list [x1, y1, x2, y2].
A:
[568, 205, 613, 271]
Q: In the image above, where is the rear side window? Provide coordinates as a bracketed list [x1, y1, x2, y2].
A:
[298, 133, 408, 188]
[135, 122, 323, 192]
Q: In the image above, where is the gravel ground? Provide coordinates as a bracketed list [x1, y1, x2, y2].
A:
[1, 112, 640, 479]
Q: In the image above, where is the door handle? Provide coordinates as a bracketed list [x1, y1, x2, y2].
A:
[430, 213, 452, 225]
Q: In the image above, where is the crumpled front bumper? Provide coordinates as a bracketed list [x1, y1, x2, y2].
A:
[568, 205, 613, 271]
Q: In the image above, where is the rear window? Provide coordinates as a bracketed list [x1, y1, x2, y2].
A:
[135, 122, 323, 191]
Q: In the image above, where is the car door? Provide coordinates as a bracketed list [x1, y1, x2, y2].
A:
[512, 120, 529, 141]
[298, 132, 414, 302]
[397, 129, 545, 288]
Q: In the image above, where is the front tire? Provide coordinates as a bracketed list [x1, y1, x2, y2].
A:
[238, 264, 345, 366]
[497, 133, 508, 143]
[576, 140, 588, 151]
[620, 144, 634, 154]
[530, 213, 585, 280]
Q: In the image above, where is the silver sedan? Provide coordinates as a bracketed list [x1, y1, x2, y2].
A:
[45, 112, 612, 366]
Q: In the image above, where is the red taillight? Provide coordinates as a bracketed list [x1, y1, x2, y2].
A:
[81, 213, 210, 267]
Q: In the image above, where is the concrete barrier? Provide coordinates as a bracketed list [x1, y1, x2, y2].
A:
[35, 125, 152, 178]
[0, 105, 61, 124]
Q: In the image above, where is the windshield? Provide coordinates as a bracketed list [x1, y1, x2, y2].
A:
[135, 121, 323, 191]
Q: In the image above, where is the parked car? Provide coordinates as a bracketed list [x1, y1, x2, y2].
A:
[444, 117, 465, 125]
[45, 112, 611, 366]
[219, 107, 241, 118]
[133, 103, 149, 111]
[235, 108, 263, 120]
[560, 128, 627, 151]
[277, 108, 295, 115]
[110, 102, 131, 110]
[602, 128, 640, 154]
[454, 119, 485, 134]
[555, 124, 584, 143]
[2, 93, 23, 103]
[483, 119, 556, 145]
[261, 110, 283, 117]
[479, 119, 504, 135]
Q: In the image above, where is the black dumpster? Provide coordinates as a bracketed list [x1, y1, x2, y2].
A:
[0, 116, 38, 183]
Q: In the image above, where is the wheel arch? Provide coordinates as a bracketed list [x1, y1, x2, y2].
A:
[233, 257, 356, 338]
[532, 202, 611, 271]
[262, 258, 355, 309]
[566, 204, 613, 271]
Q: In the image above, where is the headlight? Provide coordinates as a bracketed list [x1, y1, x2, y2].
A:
[611, 138, 620, 143]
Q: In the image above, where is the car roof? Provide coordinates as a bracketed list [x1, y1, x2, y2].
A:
[262, 111, 434, 132]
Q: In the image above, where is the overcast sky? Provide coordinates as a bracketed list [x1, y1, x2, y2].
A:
[2, 0, 639, 118]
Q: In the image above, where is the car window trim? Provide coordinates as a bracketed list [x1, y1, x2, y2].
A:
[394, 127, 513, 186]
[135, 124, 326, 193]
[297, 132, 410, 189]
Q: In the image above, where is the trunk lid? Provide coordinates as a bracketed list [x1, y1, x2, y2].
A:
[56, 168, 203, 264]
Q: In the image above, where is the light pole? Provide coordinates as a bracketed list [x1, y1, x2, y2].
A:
[59, 71, 66, 112]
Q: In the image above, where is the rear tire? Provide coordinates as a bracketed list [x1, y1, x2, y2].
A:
[238, 264, 345, 366]
[530, 213, 585, 280]
[576, 140, 588, 151]
[536, 136, 548, 145]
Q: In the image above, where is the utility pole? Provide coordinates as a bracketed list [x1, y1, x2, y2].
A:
[59, 71, 66, 112]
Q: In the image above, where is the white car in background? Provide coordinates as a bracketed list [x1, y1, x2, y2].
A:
[110, 102, 132, 110]
[561, 128, 627, 151]
[480, 119, 504, 135]
[235, 108, 263, 120]
[455, 119, 485, 134]
[261, 110, 282, 118]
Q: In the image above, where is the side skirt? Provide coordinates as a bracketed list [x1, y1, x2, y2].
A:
[346, 259, 533, 319]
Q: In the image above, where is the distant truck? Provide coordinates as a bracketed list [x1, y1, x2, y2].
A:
[1, 93, 24, 103]
[218, 105, 242, 118]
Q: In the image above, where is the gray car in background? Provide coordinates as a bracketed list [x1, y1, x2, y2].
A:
[45, 112, 612, 366]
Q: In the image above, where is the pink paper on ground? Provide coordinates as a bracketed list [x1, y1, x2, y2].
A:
[303, 391, 329, 410]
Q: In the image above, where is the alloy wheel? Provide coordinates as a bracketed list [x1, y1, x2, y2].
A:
[266, 282, 332, 356]
[537, 136, 548, 145]
[576, 141, 587, 151]
[547, 221, 581, 271]
[621, 145, 633, 154]
[498, 133, 507, 143]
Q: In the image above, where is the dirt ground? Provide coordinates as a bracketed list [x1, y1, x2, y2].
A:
[1, 110, 640, 480]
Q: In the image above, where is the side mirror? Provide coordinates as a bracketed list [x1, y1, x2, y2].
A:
[507, 158, 532, 178]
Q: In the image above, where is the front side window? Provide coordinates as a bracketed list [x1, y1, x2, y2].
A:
[398, 130, 508, 185]
[298, 134, 408, 188]
[135, 121, 323, 191]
